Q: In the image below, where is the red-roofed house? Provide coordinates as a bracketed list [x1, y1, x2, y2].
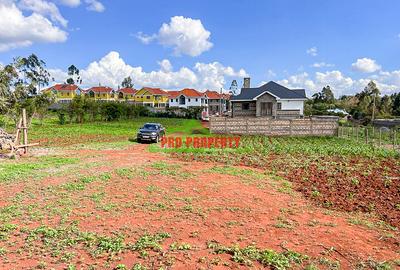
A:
[116, 87, 137, 103]
[43, 84, 83, 103]
[85, 86, 114, 101]
[205, 90, 231, 115]
[168, 89, 208, 110]
[134, 87, 169, 108]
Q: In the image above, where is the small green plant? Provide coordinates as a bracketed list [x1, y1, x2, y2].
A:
[130, 232, 171, 252]
[132, 263, 147, 270]
[0, 247, 7, 256]
[170, 242, 192, 251]
[207, 241, 308, 269]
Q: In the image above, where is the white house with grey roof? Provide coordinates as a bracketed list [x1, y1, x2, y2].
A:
[231, 81, 307, 118]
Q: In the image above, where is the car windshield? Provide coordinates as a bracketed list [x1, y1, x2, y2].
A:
[143, 124, 158, 130]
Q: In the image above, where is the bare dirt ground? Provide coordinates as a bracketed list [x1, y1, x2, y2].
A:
[0, 144, 399, 269]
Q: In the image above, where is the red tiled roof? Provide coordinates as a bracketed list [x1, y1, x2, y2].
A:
[222, 93, 232, 100]
[142, 87, 168, 96]
[86, 86, 113, 93]
[180, 88, 203, 97]
[167, 91, 180, 98]
[205, 90, 232, 100]
[167, 88, 206, 98]
[47, 84, 79, 92]
[205, 90, 221, 99]
[118, 87, 137, 94]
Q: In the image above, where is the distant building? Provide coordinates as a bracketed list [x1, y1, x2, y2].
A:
[168, 89, 208, 111]
[205, 90, 231, 115]
[134, 87, 169, 108]
[231, 81, 307, 118]
[85, 86, 114, 101]
[43, 84, 83, 103]
[116, 87, 137, 103]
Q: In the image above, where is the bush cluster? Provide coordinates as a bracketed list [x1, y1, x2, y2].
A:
[55, 96, 204, 124]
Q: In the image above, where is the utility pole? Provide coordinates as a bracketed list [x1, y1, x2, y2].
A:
[372, 92, 376, 122]
[220, 88, 223, 115]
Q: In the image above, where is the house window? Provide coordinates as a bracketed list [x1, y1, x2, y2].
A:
[179, 96, 185, 105]
[146, 96, 150, 99]
[170, 99, 173, 102]
[242, 103, 250, 110]
[176, 98, 178, 102]
[196, 98, 198, 102]
[188, 98, 191, 102]
[277, 102, 282, 110]
[97, 94, 100, 97]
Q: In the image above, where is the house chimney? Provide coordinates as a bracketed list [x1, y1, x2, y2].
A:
[243, 77, 250, 88]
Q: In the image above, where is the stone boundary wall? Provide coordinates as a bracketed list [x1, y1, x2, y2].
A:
[210, 117, 338, 136]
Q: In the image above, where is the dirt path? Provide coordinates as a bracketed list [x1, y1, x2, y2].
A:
[0, 144, 399, 269]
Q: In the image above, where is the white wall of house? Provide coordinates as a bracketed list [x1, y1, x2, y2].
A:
[169, 95, 208, 109]
[278, 100, 305, 115]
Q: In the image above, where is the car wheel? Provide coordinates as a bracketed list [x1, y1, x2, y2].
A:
[137, 138, 141, 143]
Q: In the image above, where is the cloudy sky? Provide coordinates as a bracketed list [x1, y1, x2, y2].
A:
[0, 0, 399, 97]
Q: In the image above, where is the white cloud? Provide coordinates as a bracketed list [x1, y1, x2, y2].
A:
[135, 32, 156, 45]
[277, 69, 400, 97]
[266, 69, 276, 78]
[85, 0, 104, 12]
[312, 62, 334, 68]
[351, 58, 381, 73]
[49, 51, 246, 91]
[306, 47, 318, 56]
[137, 16, 213, 57]
[58, 0, 81, 7]
[18, 0, 68, 27]
[0, 1, 67, 52]
[158, 59, 173, 72]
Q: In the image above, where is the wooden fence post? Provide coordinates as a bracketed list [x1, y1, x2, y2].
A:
[379, 128, 382, 147]
[365, 128, 369, 144]
[356, 126, 359, 141]
[22, 108, 28, 154]
[394, 130, 397, 151]
[310, 119, 314, 135]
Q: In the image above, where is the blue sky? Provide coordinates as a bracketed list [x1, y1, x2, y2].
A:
[0, 0, 399, 96]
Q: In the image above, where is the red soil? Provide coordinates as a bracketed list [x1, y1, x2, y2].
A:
[0, 144, 399, 269]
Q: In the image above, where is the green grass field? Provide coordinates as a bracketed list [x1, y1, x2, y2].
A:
[22, 116, 209, 146]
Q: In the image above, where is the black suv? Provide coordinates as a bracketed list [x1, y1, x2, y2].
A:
[137, 123, 166, 143]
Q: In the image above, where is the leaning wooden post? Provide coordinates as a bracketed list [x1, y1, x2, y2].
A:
[394, 129, 397, 151]
[22, 109, 28, 154]
[356, 126, 359, 141]
[379, 128, 382, 147]
[365, 127, 368, 144]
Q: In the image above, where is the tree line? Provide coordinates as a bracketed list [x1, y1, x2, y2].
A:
[2, 53, 399, 127]
[58, 95, 204, 124]
[305, 81, 400, 123]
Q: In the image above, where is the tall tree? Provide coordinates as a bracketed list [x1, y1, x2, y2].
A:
[121, 76, 134, 88]
[312, 85, 335, 103]
[67, 65, 82, 85]
[0, 55, 53, 125]
[15, 54, 52, 95]
[392, 93, 400, 116]
[364, 81, 380, 121]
